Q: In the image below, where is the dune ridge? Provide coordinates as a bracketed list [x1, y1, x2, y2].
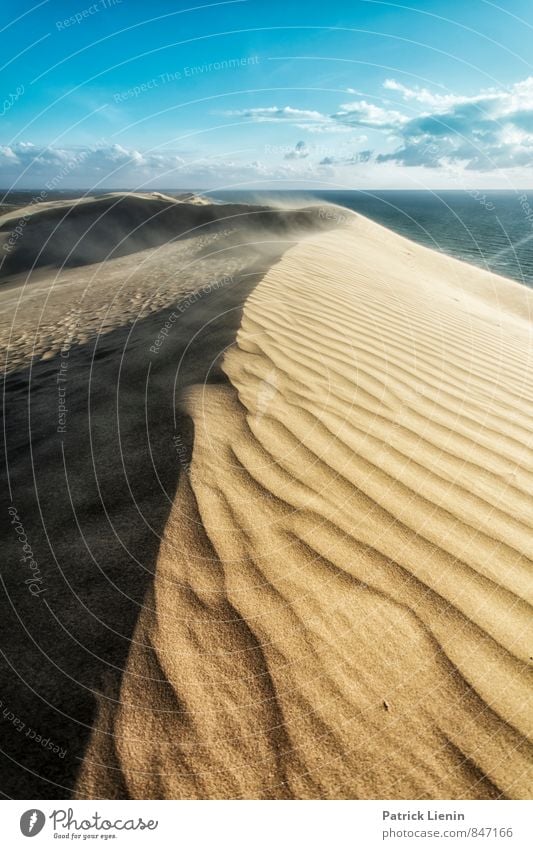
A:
[73, 212, 533, 799]
[0, 193, 336, 374]
[0, 191, 329, 279]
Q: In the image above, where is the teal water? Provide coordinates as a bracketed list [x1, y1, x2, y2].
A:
[3, 189, 533, 288]
[212, 190, 533, 289]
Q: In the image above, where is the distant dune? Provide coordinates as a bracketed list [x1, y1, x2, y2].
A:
[0, 191, 330, 279]
[0, 193, 340, 799]
[0, 192, 336, 374]
[72, 211, 533, 799]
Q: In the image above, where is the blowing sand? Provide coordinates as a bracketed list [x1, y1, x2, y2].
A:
[1, 194, 532, 799]
[72, 211, 533, 799]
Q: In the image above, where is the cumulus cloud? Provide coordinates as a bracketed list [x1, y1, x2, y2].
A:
[0, 141, 329, 188]
[332, 100, 407, 130]
[284, 140, 309, 160]
[224, 100, 406, 133]
[6, 76, 533, 190]
[0, 142, 187, 177]
[382, 79, 468, 109]
[222, 105, 332, 131]
[376, 76, 533, 170]
[221, 105, 352, 133]
[319, 149, 373, 166]
[0, 142, 186, 183]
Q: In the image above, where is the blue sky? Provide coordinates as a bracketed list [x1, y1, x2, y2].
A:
[2, 0, 533, 189]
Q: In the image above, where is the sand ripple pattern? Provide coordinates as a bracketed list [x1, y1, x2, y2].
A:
[77, 216, 533, 799]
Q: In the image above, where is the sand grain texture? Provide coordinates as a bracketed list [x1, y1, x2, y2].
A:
[1, 194, 336, 798]
[76, 214, 533, 799]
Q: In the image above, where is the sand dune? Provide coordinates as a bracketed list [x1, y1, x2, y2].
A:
[0, 191, 328, 279]
[1, 194, 340, 798]
[0, 193, 332, 373]
[75, 213, 533, 799]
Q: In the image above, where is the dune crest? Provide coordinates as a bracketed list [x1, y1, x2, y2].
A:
[77, 215, 533, 799]
[0, 191, 330, 280]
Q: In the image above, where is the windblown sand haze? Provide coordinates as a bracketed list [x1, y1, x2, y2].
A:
[1, 193, 532, 799]
[65, 207, 533, 800]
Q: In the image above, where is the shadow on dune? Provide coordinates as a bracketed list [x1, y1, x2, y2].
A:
[0, 221, 317, 798]
[0, 192, 330, 278]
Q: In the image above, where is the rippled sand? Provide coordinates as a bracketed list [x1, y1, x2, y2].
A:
[75, 213, 533, 799]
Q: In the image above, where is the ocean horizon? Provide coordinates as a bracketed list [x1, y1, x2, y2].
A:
[3, 189, 532, 288]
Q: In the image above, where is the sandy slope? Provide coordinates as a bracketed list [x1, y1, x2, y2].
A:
[0, 193, 329, 373]
[76, 213, 533, 799]
[1, 193, 336, 799]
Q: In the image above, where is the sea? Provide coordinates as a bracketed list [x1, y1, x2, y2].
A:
[2, 189, 532, 288]
[211, 190, 533, 289]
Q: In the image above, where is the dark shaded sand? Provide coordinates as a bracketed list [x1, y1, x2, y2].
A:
[1, 195, 532, 799]
[1, 193, 332, 798]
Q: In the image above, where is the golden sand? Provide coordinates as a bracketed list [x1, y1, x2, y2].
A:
[76, 213, 533, 799]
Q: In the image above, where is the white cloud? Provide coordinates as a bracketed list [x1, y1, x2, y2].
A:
[333, 100, 407, 129]
[222, 100, 406, 136]
[319, 149, 373, 166]
[0, 142, 185, 173]
[222, 106, 330, 126]
[0, 141, 332, 189]
[382, 79, 469, 109]
[221, 104, 354, 134]
[376, 76, 533, 170]
[0, 142, 187, 185]
[6, 76, 533, 190]
[284, 140, 309, 160]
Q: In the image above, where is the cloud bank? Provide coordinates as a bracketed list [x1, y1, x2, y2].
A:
[226, 76, 533, 173]
[2, 77, 533, 188]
